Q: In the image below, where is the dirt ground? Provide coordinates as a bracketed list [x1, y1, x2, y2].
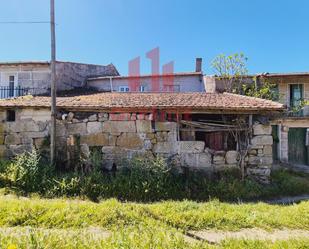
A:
[186, 229, 309, 244]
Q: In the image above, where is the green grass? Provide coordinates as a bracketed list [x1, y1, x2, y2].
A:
[0, 226, 308, 249]
[0, 195, 308, 248]
[0, 195, 308, 231]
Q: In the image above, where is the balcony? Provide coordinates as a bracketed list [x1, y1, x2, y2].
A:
[0, 86, 47, 99]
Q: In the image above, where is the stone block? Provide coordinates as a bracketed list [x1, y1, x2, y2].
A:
[7, 120, 41, 132]
[67, 112, 74, 121]
[116, 133, 143, 149]
[103, 121, 136, 133]
[178, 141, 205, 153]
[0, 145, 7, 158]
[180, 153, 212, 168]
[0, 134, 4, 145]
[167, 131, 177, 142]
[143, 140, 152, 150]
[153, 142, 178, 154]
[88, 114, 98, 122]
[251, 135, 273, 146]
[109, 113, 130, 121]
[34, 138, 47, 149]
[213, 151, 225, 165]
[136, 120, 152, 133]
[225, 150, 238, 164]
[80, 133, 109, 146]
[67, 123, 87, 135]
[9, 144, 33, 156]
[80, 144, 90, 158]
[253, 124, 272, 135]
[5, 134, 21, 145]
[263, 145, 272, 155]
[156, 132, 168, 142]
[155, 122, 177, 132]
[87, 122, 103, 134]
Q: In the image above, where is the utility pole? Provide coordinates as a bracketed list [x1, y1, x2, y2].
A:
[50, 0, 56, 164]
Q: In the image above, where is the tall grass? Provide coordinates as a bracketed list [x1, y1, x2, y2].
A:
[0, 196, 308, 231]
[0, 150, 308, 202]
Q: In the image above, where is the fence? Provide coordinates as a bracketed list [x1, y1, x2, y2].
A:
[0, 86, 48, 99]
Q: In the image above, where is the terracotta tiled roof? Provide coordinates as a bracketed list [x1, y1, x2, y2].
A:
[0, 92, 284, 112]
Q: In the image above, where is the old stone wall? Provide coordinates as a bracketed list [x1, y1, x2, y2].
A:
[0, 109, 273, 182]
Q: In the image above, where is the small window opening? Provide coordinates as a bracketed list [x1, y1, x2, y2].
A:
[7, 110, 16, 122]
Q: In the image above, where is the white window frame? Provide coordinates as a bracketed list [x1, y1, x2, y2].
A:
[119, 86, 129, 92]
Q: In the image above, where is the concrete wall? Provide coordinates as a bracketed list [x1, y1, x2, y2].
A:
[87, 74, 205, 92]
[0, 62, 118, 96]
[0, 108, 273, 182]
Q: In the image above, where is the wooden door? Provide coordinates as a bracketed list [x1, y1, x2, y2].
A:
[288, 128, 307, 165]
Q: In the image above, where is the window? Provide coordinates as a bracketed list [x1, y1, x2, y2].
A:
[6, 110, 15, 122]
[290, 84, 303, 108]
[9, 76, 15, 97]
[119, 86, 129, 92]
[139, 85, 145, 92]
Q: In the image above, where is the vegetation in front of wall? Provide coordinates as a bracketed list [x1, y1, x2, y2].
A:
[0, 150, 309, 202]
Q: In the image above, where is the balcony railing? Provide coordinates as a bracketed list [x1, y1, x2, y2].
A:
[0, 86, 49, 99]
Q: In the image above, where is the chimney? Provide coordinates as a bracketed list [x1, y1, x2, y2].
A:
[195, 58, 202, 72]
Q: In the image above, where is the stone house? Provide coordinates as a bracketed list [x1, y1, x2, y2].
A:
[87, 58, 205, 92]
[0, 61, 119, 98]
[0, 92, 283, 182]
[204, 73, 309, 168]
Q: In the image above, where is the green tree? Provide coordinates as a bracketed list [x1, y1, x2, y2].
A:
[211, 53, 278, 101]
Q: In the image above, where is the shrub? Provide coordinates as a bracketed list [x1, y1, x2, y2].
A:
[4, 149, 53, 193]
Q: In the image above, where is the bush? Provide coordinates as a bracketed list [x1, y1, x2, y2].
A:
[1, 151, 309, 202]
[3, 149, 53, 193]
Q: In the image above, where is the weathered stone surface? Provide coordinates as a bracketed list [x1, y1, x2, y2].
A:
[80, 144, 90, 158]
[143, 140, 152, 150]
[155, 122, 177, 132]
[34, 138, 46, 149]
[156, 132, 168, 142]
[251, 135, 273, 146]
[103, 121, 136, 133]
[108, 134, 117, 146]
[263, 145, 272, 155]
[225, 151, 238, 164]
[213, 151, 225, 165]
[116, 133, 143, 149]
[109, 113, 130, 121]
[87, 122, 103, 134]
[67, 112, 74, 121]
[248, 149, 257, 156]
[136, 120, 152, 133]
[72, 118, 80, 123]
[7, 120, 41, 132]
[0, 145, 7, 158]
[88, 114, 98, 122]
[56, 122, 67, 137]
[180, 153, 212, 168]
[8, 144, 32, 156]
[67, 123, 87, 135]
[153, 142, 178, 154]
[178, 141, 205, 153]
[253, 124, 272, 135]
[80, 133, 109, 146]
[248, 155, 273, 165]
[0, 134, 4, 145]
[19, 109, 51, 122]
[5, 134, 21, 145]
[167, 131, 177, 142]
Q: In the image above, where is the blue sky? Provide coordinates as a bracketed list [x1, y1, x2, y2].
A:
[0, 0, 308, 75]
